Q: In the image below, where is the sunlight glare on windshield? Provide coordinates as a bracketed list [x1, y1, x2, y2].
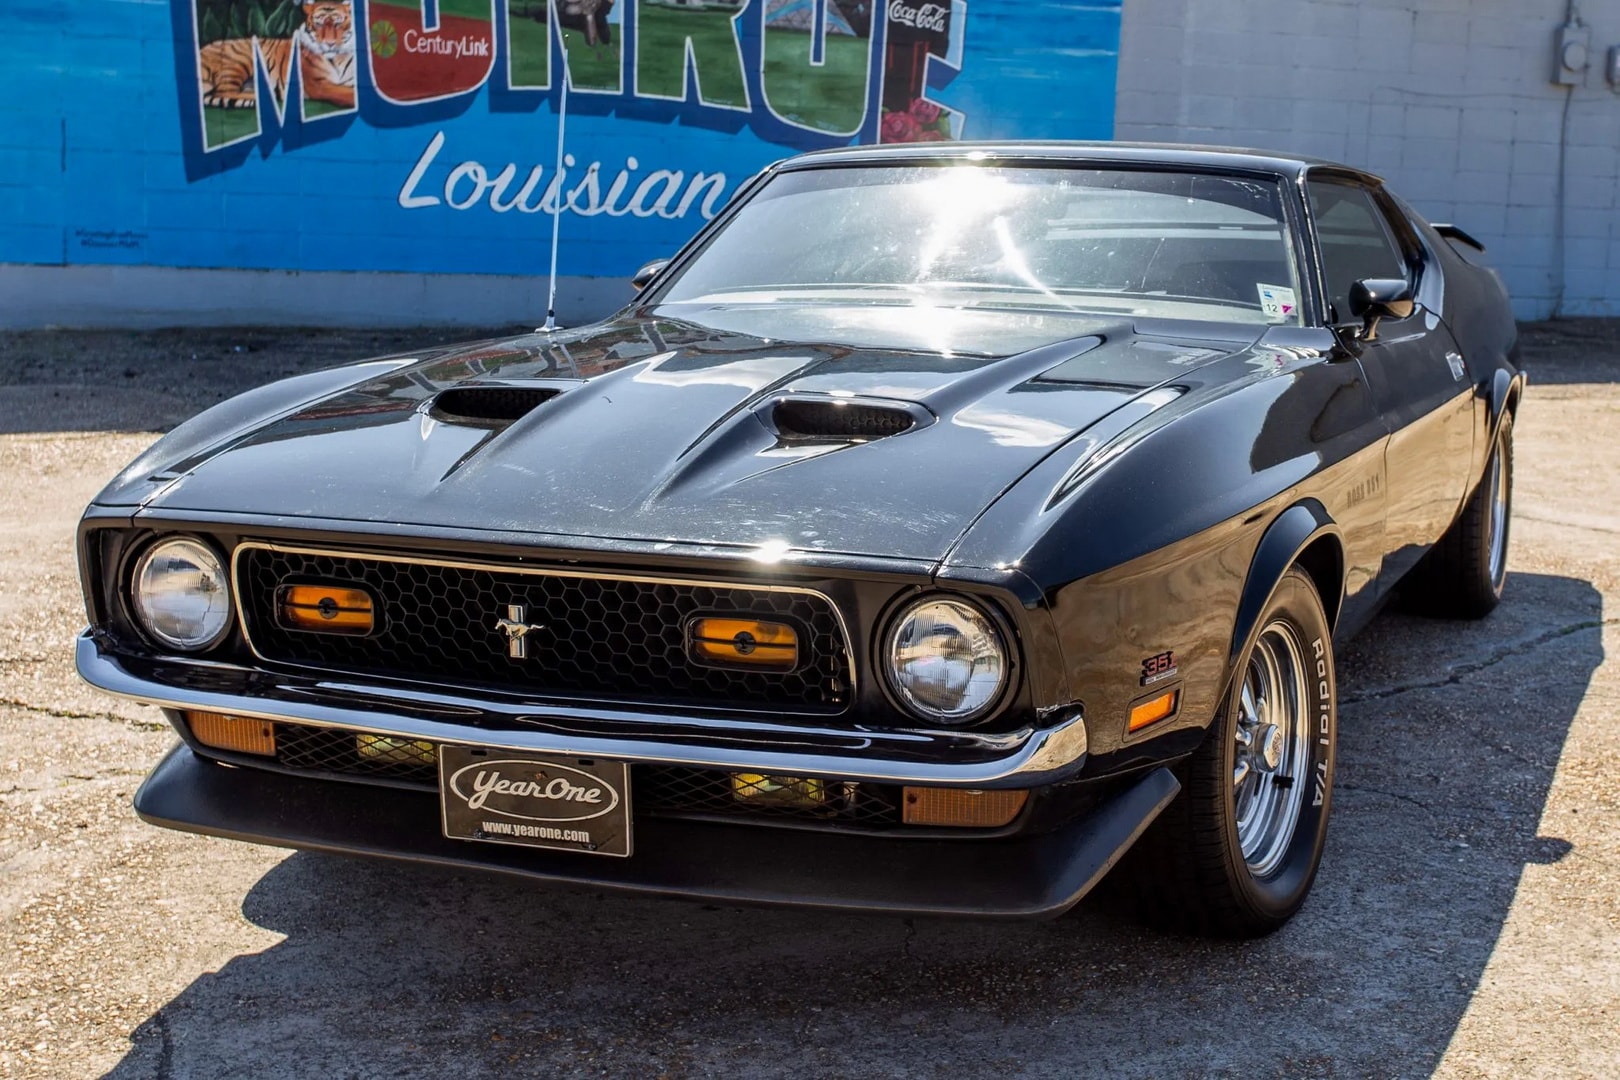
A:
[914, 168, 1018, 282]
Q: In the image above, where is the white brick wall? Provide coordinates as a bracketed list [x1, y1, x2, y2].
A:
[1114, 0, 1620, 319]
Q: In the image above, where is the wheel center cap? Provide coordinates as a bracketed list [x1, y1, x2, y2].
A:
[1257, 724, 1284, 771]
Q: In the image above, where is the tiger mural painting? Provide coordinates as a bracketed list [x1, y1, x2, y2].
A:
[197, 0, 356, 115]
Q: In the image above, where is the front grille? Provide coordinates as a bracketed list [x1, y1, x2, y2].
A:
[636, 766, 902, 827]
[276, 723, 437, 783]
[236, 546, 850, 710]
[267, 723, 903, 829]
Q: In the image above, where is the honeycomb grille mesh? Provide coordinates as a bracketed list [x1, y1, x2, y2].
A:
[636, 766, 902, 827]
[268, 724, 903, 828]
[237, 547, 850, 709]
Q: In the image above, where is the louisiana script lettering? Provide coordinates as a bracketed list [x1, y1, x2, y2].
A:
[397, 131, 730, 219]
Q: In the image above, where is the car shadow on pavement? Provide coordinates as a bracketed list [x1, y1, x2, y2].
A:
[103, 572, 1601, 1078]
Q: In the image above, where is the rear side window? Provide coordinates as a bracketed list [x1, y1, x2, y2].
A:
[1308, 181, 1408, 323]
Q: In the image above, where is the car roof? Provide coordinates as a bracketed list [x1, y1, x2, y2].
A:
[779, 141, 1383, 185]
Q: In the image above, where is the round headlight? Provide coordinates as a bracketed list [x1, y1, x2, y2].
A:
[131, 537, 233, 652]
[884, 596, 1009, 723]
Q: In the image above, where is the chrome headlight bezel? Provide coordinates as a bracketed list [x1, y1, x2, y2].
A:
[128, 535, 234, 653]
[880, 593, 1013, 725]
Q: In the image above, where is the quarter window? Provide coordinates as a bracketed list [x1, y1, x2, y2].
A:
[1308, 181, 1408, 323]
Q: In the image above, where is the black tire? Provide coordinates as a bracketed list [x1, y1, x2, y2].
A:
[1405, 413, 1514, 619]
[1120, 567, 1337, 938]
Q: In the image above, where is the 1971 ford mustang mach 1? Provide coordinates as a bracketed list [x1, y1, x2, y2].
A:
[75, 143, 1522, 936]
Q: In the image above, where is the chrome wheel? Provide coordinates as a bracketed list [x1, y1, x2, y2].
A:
[1233, 619, 1313, 878]
[1485, 438, 1510, 589]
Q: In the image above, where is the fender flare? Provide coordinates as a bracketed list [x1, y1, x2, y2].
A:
[1488, 369, 1527, 440]
[1228, 499, 1344, 669]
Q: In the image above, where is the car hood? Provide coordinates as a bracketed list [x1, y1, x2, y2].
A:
[129, 305, 1258, 560]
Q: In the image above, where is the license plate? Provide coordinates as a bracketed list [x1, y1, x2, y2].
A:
[439, 745, 631, 857]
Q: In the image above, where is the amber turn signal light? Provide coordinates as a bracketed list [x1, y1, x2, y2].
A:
[689, 617, 798, 671]
[278, 584, 375, 635]
[902, 786, 1028, 828]
[185, 710, 275, 756]
[1128, 688, 1180, 732]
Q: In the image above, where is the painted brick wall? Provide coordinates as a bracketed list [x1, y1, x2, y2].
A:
[0, 0, 1125, 327]
[1115, 0, 1620, 319]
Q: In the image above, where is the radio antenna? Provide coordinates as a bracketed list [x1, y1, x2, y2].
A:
[542, 24, 571, 334]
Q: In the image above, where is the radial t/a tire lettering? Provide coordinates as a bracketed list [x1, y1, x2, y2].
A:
[1121, 566, 1337, 938]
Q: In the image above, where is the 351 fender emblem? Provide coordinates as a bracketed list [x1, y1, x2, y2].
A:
[1140, 650, 1178, 686]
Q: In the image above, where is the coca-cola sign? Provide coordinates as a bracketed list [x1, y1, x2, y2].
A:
[888, 1, 949, 35]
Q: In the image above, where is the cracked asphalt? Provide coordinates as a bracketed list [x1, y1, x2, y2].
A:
[1, 322, 1617, 1079]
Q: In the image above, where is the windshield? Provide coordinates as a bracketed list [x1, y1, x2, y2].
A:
[654, 164, 1303, 325]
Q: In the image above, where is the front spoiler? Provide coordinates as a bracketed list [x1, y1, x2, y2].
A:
[133, 745, 1181, 918]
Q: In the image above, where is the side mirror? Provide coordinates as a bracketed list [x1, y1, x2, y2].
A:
[631, 258, 670, 292]
[1347, 278, 1415, 341]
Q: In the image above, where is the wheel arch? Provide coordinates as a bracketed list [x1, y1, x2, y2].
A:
[1229, 499, 1344, 671]
[1489, 368, 1527, 440]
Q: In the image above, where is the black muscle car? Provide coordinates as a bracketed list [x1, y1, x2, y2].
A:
[76, 144, 1522, 936]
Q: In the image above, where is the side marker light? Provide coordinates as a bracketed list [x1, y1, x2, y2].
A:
[1129, 689, 1180, 732]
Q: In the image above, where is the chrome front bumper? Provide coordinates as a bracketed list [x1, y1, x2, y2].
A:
[76, 631, 1088, 788]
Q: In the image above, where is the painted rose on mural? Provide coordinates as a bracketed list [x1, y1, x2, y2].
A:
[879, 97, 953, 143]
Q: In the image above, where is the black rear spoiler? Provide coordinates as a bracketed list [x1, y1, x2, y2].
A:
[1432, 223, 1485, 253]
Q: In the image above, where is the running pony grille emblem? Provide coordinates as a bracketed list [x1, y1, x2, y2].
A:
[494, 604, 544, 659]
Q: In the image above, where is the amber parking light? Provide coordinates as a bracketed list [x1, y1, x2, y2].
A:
[902, 786, 1028, 828]
[689, 617, 798, 671]
[278, 584, 375, 635]
[185, 710, 275, 756]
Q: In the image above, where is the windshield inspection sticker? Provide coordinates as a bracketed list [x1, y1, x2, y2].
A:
[1257, 284, 1298, 321]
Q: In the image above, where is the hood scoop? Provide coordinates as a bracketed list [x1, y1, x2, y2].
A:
[769, 397, 928, 445]
[429, 385, 561, 426]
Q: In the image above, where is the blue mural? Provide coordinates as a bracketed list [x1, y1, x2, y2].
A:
[1, 1, 1122, 281]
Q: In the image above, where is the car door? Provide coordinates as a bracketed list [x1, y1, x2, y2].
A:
[1306, 175, 1475, 583]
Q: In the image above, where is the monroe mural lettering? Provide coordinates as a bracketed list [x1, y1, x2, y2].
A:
[185, 0, 932, 155]
[369, 0, 496, 104]
[192, 0, 359, 148]
[0, 0, 1121, 285]
[633, 0, 749, 110]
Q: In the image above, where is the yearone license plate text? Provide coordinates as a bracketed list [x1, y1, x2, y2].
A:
[439, 745, 631, 857]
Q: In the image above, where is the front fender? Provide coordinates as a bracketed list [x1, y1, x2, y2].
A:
[1230, 499, 1343, 669]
